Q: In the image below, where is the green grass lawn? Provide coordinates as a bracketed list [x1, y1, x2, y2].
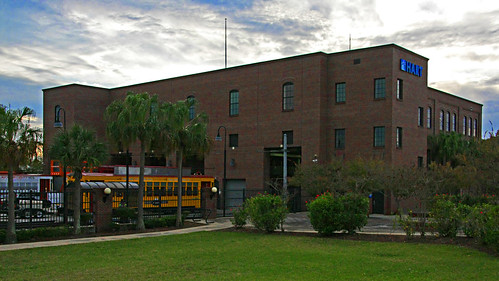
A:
[1, 231, 497, 280]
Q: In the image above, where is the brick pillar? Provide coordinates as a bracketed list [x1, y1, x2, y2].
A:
[93, 188, 113, 232]
[203, 187, 217, 220]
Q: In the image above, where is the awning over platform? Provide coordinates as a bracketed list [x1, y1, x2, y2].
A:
[68, 182, 139, 190]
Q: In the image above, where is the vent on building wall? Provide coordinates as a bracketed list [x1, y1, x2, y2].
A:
[353, 58, 361, 64]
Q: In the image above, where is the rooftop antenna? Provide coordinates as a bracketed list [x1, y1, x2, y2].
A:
[349, 34, 351, 50]
[225, 18, 227, 68]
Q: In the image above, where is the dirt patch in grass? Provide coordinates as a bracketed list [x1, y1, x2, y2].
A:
[218, 226, 499, 257]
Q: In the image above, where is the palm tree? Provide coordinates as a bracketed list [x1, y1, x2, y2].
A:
[105, 92, 159, 230]
[49, 124, 107, 234]
[0, 106, 42, 244]
[157, 99, 210, 226]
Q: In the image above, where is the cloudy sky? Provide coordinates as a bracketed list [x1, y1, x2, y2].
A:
[1, 0, 498, 136]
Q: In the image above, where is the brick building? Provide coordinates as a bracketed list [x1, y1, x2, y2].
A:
[43, 44, 482, 214]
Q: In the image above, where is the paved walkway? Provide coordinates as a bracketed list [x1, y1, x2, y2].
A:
[0, 213, 403, 252]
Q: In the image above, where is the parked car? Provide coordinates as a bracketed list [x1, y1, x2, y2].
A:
[0, 192, 51, 218]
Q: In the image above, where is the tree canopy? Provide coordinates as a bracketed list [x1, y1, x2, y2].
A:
[49, 124, 107, 234]
[0, 106, 42, 243]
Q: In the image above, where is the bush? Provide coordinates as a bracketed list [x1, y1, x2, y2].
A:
[307, 192, 369, 235]
[429, 194, 461, 238]
[231, 206, 248, 228]
[113, 207, 137, 223]
[15, 226, 71, 242]
[397, 210, 417, 239]
[478, 204, 499, 252]
[80, 212, 93, 226]
[0, 229, 5, 243]
[342, 193, 369, 233]
[144, 216, 179, 229]
[245, 194, 287, 232]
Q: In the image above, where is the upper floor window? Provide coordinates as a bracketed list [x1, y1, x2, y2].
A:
[55, 105, 61, 122]
[418, 107, 424, 127]
[335, 129, 345, 149]
[453, 113, 457, 132]
[374, 78, 386, 99]
[446, 111, 450, 131]
[373, 126, 385, 147]
[427, 107, 432, 128]
[336, 83, 346, 103]
[396, 127, 403, 148]
[396, 79, 403, 100]
[440, 110, 444, 131]
[463, 116, 467, 135]
[282, 82, 294, 111]
[282, 131, 293, 145]
[187, 96, 195, 120]
[229, 134, 239, 148]
[229, 90, 239, 116]
[469, 117, 473, 136]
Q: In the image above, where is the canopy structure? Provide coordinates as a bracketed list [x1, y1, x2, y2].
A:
[68, 182, 139, 190]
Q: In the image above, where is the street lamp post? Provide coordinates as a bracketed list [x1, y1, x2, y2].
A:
[215, 126, 227, 217]
[54, 107, 68, 224]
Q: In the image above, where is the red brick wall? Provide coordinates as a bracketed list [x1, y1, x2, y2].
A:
[43, 45, 483, 203]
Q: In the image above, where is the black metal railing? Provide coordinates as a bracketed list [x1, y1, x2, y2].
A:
[0, 190, 66, 230]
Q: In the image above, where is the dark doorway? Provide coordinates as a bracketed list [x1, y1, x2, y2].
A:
[372, 191, 384, 214]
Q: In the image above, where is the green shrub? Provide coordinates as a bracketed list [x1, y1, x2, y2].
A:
[80, 212, 93, 226]
[479, 204, 499, 252]
[245, 194, 287, 232]
[113, 207, 137, 223]
[307, 192, 369, 235]
[231, 206, 248, 228]
[15, 226, 71, 242]
[144, 216, 180, 229]
[342, 193, 369, 233]
[397, 210, 417, 239]
[0, 229, 6, 243]
[429, 194, 461, 238]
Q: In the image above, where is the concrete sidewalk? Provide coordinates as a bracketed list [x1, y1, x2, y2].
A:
[0, 217, 234, 252]
[0, 213, 404, 252]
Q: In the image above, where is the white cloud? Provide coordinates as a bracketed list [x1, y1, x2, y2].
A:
[0, 0, 499, 134]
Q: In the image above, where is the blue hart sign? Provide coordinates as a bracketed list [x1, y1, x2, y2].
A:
[400, 59, 423, 77]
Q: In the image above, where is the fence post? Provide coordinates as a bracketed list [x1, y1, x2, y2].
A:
[29, 190, 33, 229]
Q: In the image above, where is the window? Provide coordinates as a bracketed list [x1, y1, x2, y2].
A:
[229, 90, 239, 116]
[417, 157, 424, 168]
[55, 105, 61, 122]
[353, 58, 361, 64]
[336, 83, 346, 103]
[453, 113, 457, 132]
[229, 134, 238, 148]
[282, 131, 293, 145]
[374, 126, 385, 147]
[335, 129, 345, 149]
[282, 82, 294, 111]
[474, 119, 478, 137]
[396, 127, 403, 148]
[469, 117, 473, 136]
[446, 112, 450, 131]
[396, 79, 403, 100]
[187, 96, 195, 120]
[427, 107, 432, 128]
[463, 116, 467, 135]
[440, 110, 444, 131]
[374, 78, 386, 99]
[418, 107, 424, 127]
